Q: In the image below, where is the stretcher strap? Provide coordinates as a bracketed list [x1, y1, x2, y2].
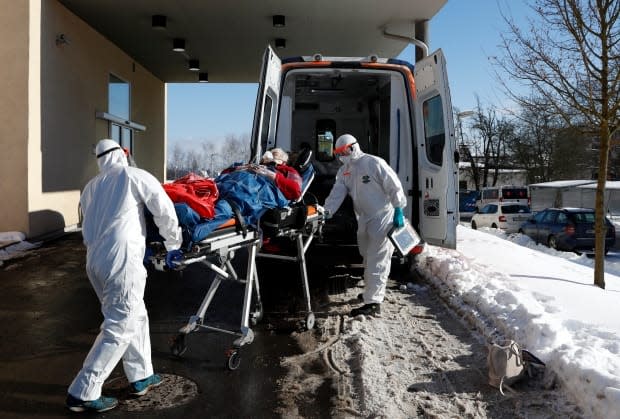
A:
[225, 199, 248, 238]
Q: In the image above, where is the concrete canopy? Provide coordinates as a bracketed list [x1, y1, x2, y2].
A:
[58, 0, 447, 83]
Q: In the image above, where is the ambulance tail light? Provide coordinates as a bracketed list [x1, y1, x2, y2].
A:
[410, 243, 425, 255]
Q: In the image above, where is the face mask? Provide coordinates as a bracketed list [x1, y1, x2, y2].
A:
[338, 155, 351, 165]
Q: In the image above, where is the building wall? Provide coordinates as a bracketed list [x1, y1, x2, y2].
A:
[0, 1, 30, 234]
[458, 164, 527, 191]
[18, 0, 166, 238]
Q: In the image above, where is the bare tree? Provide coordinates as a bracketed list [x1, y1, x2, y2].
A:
[497, 0, 620, 288]
[167, 133, 253, 179]
[508, 97, 561, 183]
[219, 133, 250, 168]
[185, 152, 200, 174]
[167, 143, 185, 180]
[201, 141, 217, 176]
[469, 98, 515, 187]
[551, 125, 593, 179]
[455, 108, 481, 191]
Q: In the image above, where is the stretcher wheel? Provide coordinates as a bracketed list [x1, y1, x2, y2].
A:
[170, 334, 187, 357]
[305, 312, 315, 330]
[226, 350, 241, 371]
[251, 302, 264, 326]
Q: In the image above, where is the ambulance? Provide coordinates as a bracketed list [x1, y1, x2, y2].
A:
[249, 45, 458, 251]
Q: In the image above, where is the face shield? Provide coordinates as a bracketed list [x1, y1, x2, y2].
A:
[334, 141, 357, 164]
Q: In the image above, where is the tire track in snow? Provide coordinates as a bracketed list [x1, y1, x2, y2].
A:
[278, 269, 584, 418]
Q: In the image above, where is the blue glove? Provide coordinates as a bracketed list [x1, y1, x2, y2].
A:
[143, 247, 154, 267]
[393, 207, 404, 228]
[165, 249, 183, 269]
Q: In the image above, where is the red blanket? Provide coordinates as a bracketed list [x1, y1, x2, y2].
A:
[163, 173, 218, 219]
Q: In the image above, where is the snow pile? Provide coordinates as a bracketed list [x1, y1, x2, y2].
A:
[416, 225, 620, 418]
[0, 231, 41, 265]
[320, 279, 579, 417]
[0, 231, 25, 247]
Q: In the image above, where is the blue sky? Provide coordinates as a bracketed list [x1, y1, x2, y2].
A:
[166, 0, 530, 149]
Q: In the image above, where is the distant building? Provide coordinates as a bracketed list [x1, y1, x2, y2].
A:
[588, 130, 620, 181]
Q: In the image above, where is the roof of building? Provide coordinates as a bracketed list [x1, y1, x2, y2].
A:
[58, 0, 447, 82]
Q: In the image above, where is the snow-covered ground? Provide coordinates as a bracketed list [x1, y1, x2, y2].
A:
[280, 223, 619, 417]
[414, 225, 620, 418]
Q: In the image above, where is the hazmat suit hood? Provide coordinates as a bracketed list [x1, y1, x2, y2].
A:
[95, 139, 128, 172]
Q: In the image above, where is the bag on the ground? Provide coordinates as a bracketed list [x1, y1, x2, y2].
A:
[487, 340, 545, 395]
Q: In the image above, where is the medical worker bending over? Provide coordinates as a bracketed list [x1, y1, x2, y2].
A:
[323, 134, 406, 317]
[66, 139, 183, 413]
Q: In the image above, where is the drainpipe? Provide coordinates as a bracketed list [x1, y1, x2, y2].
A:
[382, 20, 429, 62]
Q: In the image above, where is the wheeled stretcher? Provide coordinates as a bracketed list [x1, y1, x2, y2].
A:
[150, 199, 324, 370]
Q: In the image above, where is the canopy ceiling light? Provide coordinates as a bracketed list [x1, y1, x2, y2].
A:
[172, 38, 186, 52]
[55, 33, 69, 46]
[275, 38, 286, 49]
[272, 15, 285, 27]
[199, 72, 209, 83]
[188, 59, 200, 71]
[151, 15, 167, 29]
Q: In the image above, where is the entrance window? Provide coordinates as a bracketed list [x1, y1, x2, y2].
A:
[108, 74, 133, 152]
[96, 75, 145, 155]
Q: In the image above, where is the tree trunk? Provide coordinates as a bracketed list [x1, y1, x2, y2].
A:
[593, 123, 610, 289]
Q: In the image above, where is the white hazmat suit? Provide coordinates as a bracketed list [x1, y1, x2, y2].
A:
[68, 139, 182, 401]
[324, 134, 407, 306]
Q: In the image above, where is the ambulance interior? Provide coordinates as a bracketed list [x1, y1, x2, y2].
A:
[273, 68, 415, 243]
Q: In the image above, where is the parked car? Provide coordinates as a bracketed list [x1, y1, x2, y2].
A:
[518, 207, 616, 254]
[471, 202, 532, 233]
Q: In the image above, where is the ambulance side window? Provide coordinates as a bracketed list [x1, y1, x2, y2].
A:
[422, 95, 445, 166]
[260, 95, 274, 153]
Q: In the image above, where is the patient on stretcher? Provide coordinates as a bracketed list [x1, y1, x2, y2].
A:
[222, 148, 302, 201]
[159, 147, 314, 249]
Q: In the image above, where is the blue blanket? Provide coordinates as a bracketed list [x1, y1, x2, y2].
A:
[177, 170, 290, 246]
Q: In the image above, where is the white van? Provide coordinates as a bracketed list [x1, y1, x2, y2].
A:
[249, 46, 458, 250]
[476, 185, 530, 211]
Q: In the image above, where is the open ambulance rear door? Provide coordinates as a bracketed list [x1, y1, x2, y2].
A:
[413, 49, 458, 248]
[250, 46, 282, 163]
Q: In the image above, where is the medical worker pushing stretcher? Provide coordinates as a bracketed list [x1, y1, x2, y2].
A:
[66, 139, 183, 412]
[323, 134, 407, 317]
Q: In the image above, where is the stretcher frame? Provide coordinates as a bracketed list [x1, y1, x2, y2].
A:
[151, 205, 324, 370]
[257, 205, 323, 331]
